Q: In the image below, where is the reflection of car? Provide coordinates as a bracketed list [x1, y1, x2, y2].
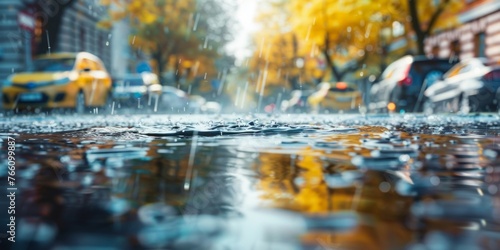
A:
[424, 58, 500, 113]
[369, 55, 457, 113]
[2, 52, 112, 113]
[280, 89, 313, 113]
[308, 82, 362, 113]
[112, 72, 162, 107]
[159, 86, 190, 112]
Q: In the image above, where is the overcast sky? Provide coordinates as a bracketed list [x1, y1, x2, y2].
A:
[226, 0, 259, 65]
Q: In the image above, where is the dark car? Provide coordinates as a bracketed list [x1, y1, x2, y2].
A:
[111, 73, 162, 108]
[369, 55, 457, 113]
[159, 86, 191, 112]
[424, 58, 500, 113]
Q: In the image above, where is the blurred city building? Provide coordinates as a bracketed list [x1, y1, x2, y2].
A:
[425, 0, 500, 62]
[110, 19, 133, 77]
[0, 0, 113, 81]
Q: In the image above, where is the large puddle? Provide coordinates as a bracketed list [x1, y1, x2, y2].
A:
[1, 114, 500, 249]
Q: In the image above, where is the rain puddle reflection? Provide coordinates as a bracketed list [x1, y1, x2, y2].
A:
[1, 114, 500, 249]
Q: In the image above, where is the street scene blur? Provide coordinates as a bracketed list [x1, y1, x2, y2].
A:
[1, 0, 500, 249]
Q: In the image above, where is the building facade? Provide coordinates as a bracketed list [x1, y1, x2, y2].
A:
[0, 0, 26, 81]
[425, 0, 500, 62]
[0, 0, 111, 82]
[57, 0, 111, 67]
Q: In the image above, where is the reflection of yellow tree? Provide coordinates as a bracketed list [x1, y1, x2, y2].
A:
[256, 153, 298, 209]
[255, 150, 330, 213]
[253, 127, 419, 249]
[294, 154, 329, 213]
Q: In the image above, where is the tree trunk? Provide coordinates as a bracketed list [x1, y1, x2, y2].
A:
[415, 34, 426, 56]
[408, 0, 450, 55]
[153, 51, 165, 84]
[322, 48, 344, 82]
[174, 56, 181, 85]
[408, 0, 426, 55]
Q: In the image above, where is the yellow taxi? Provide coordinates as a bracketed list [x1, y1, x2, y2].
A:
[2, 52, 112, 113]
[308, 82, 363, 113]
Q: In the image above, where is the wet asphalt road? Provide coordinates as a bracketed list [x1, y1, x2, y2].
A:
[1, 113, 500, 250]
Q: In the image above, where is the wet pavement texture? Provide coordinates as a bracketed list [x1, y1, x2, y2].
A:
[1, 113, 500, 250]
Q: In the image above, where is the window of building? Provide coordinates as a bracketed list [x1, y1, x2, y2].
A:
[450, 40, 460, 58]
[475, 32, 486, 57]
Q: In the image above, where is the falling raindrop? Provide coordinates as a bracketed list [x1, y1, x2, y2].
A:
[193, 13, 200, 31]
[46, 31, 51, 54]
[259, 37, 265, 58]
[184, 134, 199, 190]
[203, 37, 208, 48]
[235, 87, 241, 106]
[379, 182, 391, 193]
[217, 69, 227, 96]
[488, 185, 498, 194]
[429, 176, 440, 186]
[305, 25, 312, 42]
[153, 95, 159, 113]
[241, 81, 249, 109]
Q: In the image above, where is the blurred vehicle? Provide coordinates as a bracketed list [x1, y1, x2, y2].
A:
[2, 52, 112, 113]
[112, 72, 162, 108]
[280, 89, 314, 113]
[308, 82, 362, 113]
[159, 86, 190, 112]
[424, 58, 500, 113]
[188, 95, 207, 114]
[201, 101, 222, 114]
[369, 55, 457, 113]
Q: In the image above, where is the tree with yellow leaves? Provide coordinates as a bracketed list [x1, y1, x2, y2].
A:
[101, 0, 236, 86]
[248, 0, 326, 92]
[404, 0, 463, 55]
[289, 0, 401, 82]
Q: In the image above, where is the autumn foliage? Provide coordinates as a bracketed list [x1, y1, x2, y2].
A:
[248, 0, 464, 91]
[101, 0, 236, 88]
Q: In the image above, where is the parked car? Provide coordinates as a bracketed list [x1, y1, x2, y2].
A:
[112, 72, 162, 108]
[280, 89, 314, 113]
[369, 55, 457, 113]
[187, 95, 207, 114]
[201, 101, 222, 114]
[424, 58, 500, 113]
[159, 86, 190, 112]
[308, 82, 362, 113]
[2, 52, 112, 113]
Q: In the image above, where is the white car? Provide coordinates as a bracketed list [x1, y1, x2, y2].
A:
[424, 58, 500, 113]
